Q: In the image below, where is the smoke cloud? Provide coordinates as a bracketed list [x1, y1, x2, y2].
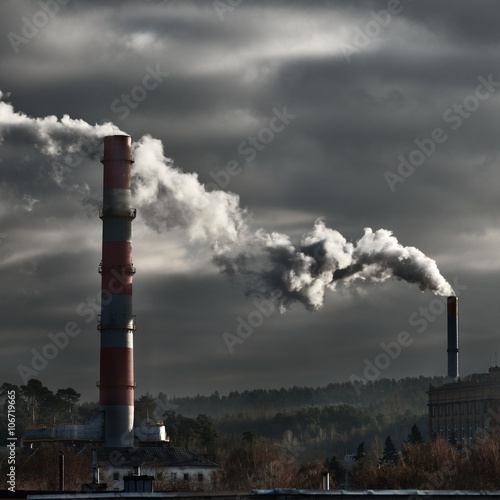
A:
[0, 91, 123, 156]
[131, 136, 454, 310]
[211, 221, 454, 311]
[132, 135, 248, 244]
[0, 93, 454, 311]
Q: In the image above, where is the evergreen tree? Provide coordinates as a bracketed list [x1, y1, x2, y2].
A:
[407, 423, 424, 444]
[355, 442, 366, 463]
[20, 379, 55, 425]
[135, 392, 157, 423]
[380, 435, 398, 465]
[55, 387, 81, 422]
[242, 430, 256, 444]
[195, 414, 218, 453]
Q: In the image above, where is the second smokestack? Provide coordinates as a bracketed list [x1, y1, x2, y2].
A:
[447, 296, 459, 379]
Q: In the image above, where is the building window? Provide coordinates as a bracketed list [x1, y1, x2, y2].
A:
[184, 473, 190, 481]
[469, 402, 473, 414]
[446, 405, 451, 416]
[198, 473, 204, 482]
[454, 403, 458, 415]
[432, 405, 436, 417]
[439, 405, 443, 416]
[461, 403, 466, 415]
[170, 473, 177, 481]
[476, 401, 481, 414]
[484, 401, 488, 412]
[113, 472, 120, 481]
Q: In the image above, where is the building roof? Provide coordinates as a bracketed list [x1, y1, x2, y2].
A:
[85, 446, 219, 469]
[428, 367, 500, 393]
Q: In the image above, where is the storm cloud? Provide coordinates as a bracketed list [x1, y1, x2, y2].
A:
[0, 0, 498, 401]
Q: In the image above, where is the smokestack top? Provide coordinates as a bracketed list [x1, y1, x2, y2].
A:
[447, 295, 458, 315]
[101, 136, 134, 190]
[102, 135, 133, 162]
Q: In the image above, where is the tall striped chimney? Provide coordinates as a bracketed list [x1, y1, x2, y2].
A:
[447, 296, 459, 379]
[98, 135, 136, 447]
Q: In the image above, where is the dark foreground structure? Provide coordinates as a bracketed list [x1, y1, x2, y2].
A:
[3, 490, 500, 500]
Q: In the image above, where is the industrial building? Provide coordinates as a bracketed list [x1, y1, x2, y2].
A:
[428, 366, 500, 444]
[84, 447, 219, 491]
[427, 296, 500, 444]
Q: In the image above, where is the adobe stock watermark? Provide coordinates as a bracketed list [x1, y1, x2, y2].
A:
[340, 0, 406, 63]
[213, 0, 244, 22]
[6, 389, 16, 493]
[7, 0, 70, 54]
[206, 106, 296, 191]
[384, 74, 500, 192]
[349, 277, 467, 392]
[222, 289, 285, 354]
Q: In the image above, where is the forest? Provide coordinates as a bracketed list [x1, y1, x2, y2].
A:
[0, 375, 443, 456]
[3, 375, 500, 490]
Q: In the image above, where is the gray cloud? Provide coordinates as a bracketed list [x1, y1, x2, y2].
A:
[1, 0, 499, 401]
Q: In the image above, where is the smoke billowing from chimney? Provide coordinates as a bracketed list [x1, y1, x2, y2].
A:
[130, 136, 454, 310]
[132, 135, 247, 244]
[212, 221, 454, 311]
[0, 91, 124, 156]
[0, 95, 454, 311]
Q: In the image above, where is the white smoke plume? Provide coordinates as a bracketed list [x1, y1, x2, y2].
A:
[212, 220, 454, 311]
[130, 136, 454, 310]
[132, 135, 248, 244]
[0, 93, 454, 310]
[0, 91, 124, 156]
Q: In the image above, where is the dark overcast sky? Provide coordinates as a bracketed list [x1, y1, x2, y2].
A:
[2, 0, 500, 402]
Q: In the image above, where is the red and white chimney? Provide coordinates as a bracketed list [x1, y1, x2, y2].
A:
[98, 135, 136, 447]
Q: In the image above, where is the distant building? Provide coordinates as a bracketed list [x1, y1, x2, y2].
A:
[87, 446, 219, 491]
[20, 413, 168, 449]
[427, 366, 500, 444]
[21, 418, 220, 492]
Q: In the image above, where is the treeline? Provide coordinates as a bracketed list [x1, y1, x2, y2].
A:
[1, 375, 443, 457]
[169, 375, 447, 418]
[213, 405, 428, 461]
[0, 380, 97, 443]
